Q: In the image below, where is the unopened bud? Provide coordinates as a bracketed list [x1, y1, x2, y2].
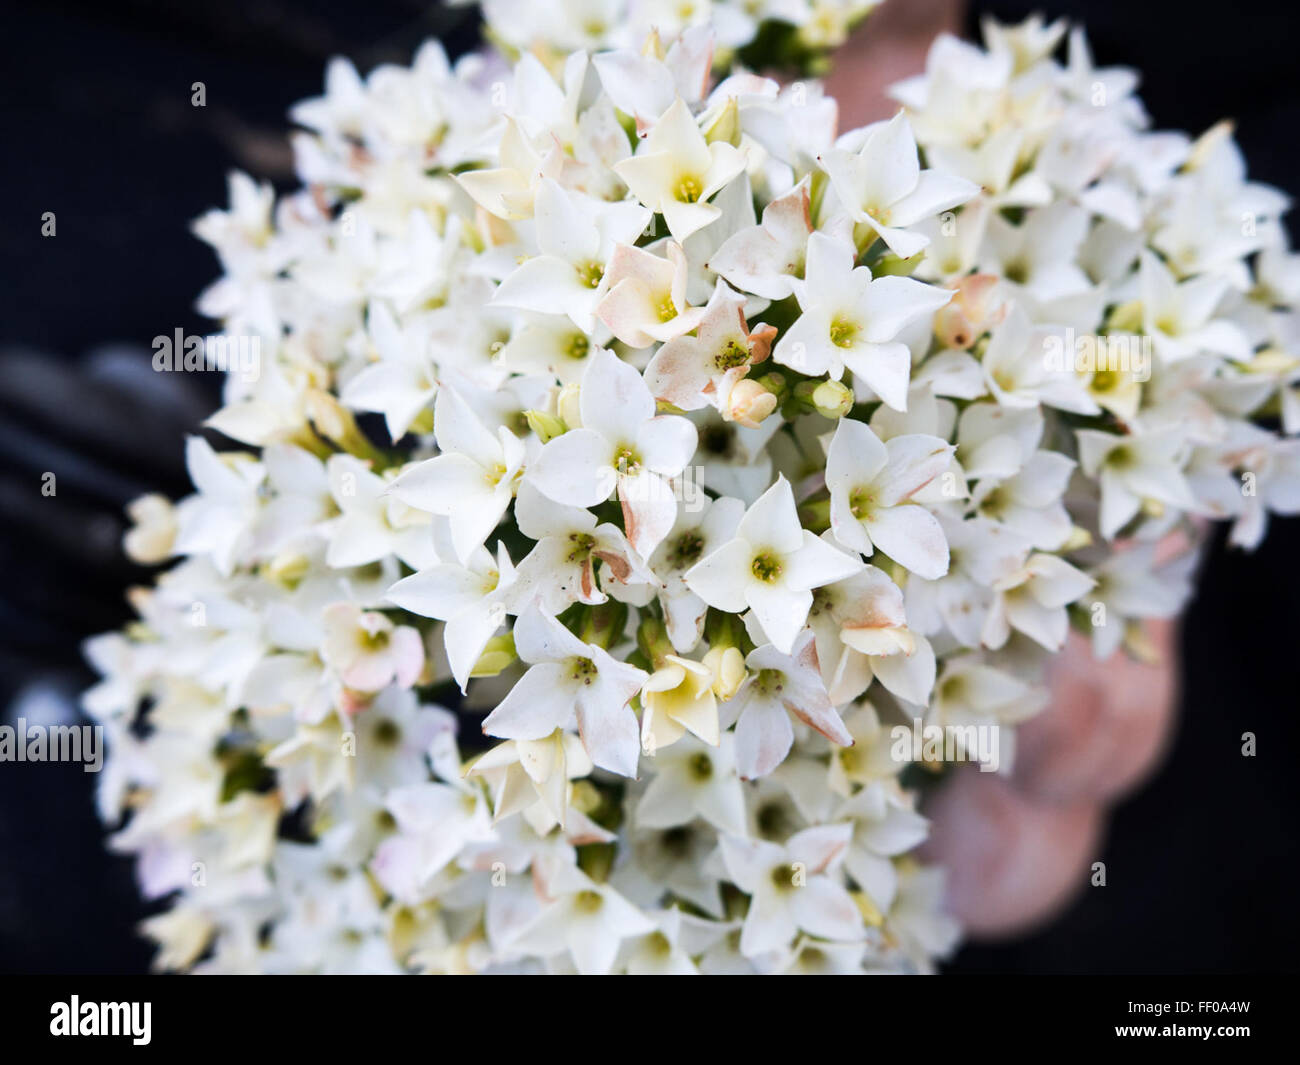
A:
[811, 379, 854, 418]
[1061, 525, 1093, 552]
[704, 97, 741, 147]
[557, 383, 582, 429]
[1106, 298, 1144, 334]
[471, 633, 517, 677]
[724, 378, 778, 428]
[305, 389, 384, 463]
[123, 493, 177, 564]
[702, 645, 746, 701]
[524, 408, 566, 443]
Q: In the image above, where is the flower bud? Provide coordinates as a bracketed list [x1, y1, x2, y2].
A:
[724, 378, 778, 428]
[704, 97, 741, 147]
[471, 633, 517, 678]
[524, 408, 566, 443]
[557, 383, 582, 429]
[811, 379, 854, 418]
[123, 493, 177, 564]
[305, 388, 384, 463]
[702, 645, 746, 701]
[935, 273, 1002, 348]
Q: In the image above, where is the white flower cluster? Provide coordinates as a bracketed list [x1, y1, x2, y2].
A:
[85, 10, 1300, 975]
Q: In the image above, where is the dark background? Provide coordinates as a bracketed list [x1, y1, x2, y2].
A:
[0, 0, 1295, 974]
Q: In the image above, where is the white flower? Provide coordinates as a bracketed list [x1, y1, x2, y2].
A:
[481, 605, 647, 777]
[685, 475, 864, 653]
[596, 240, 708, 347]
[319, 602, 424, 693]
[644, 281, 776, 413]
[386, 542, 515, 692]
[466, 729, 593, 832]
[492, 178, 651, 331]
[720, 824, 864, 957]
[636, 732, 748, 836]
[507, 481, 651, 614]
[825, 418, 953, 578]
[507, 858, 655, 975]
[1077, 427, 1199, 539]
[819, 112, 979, 259]
[527, 348, 697, 557]
[388, 387, 527, 563]
[648, 493, 746, 652]
[614, 97, 748, 242]
[773, 232, 952, 411]
[370, 782, 494, 904]
[837, 783, 930, 912]
[341, 301, 435, 441]
[982, 552, 1094, 651]
[708, 176, 814, 300]
[1140, 251, 1251, 364]
[724, 631, 851, 780]
[641, 654, 719, 752]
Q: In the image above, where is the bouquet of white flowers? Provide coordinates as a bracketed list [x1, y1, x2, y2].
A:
[84, 3, 1300, 974]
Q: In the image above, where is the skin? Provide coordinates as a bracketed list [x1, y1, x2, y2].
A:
[824, 1, 1184, 939]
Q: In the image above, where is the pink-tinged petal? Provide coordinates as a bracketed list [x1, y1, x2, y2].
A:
[644, 336, 713, 408]
[389, 626, 425, 688]
[683, 537, 753, 613]
[481, 663, 576, 739]
[787, 822, 854, 873]
[341, 653, 395, 693]
[869, 634, 936, 704]
[734, 696, 795, 779]
[528, 429, 615, 508]
[875, 434, 955, 506]
[787, 877, 864, 942]
[863, 504, 950, 579]
[595, 281, 659, 348]
[619, 469, 678, 558]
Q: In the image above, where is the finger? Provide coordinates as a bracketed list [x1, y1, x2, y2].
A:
[1011, 620, 1179, 805]
[920, 767, 1104, 939]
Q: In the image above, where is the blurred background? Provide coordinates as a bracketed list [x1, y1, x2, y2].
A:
[1, 0, 1296, 974]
